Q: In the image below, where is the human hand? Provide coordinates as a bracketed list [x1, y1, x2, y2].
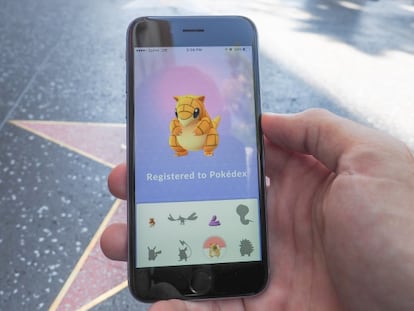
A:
[101, 109, 414, 311]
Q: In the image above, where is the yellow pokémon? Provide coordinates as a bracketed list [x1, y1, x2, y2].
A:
[169, 95, 220, 156]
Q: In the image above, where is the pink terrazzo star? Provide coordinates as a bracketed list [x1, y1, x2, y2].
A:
[10, 120, 128, 310]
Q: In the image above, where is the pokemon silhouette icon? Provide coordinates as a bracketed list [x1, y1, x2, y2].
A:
[178, 240, 192, 261]
[147, 246, 162, 261]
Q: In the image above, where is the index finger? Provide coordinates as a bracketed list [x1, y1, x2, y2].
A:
[261, 109, 370, 172]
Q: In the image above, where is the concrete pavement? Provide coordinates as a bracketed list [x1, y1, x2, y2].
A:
[0, 0, 413, 310]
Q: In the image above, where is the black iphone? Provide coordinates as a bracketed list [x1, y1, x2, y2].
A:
[126, 16, 268, 302]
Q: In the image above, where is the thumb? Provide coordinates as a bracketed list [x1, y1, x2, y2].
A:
[261, 109, 367, 172]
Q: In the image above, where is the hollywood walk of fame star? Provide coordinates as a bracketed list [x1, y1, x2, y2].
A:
[9, 120, 128, 310]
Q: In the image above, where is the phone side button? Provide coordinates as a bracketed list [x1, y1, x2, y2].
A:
[189, 270, 212, 295]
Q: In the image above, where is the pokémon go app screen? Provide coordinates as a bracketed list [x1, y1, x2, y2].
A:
[133, 45, 262, 268]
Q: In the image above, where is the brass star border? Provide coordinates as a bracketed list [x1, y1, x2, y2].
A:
[9, 120, 128, 310]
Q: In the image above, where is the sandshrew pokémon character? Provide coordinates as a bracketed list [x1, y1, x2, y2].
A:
[169, 95, 220, 156]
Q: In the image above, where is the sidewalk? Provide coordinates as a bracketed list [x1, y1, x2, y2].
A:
[0, 1, 413, 310]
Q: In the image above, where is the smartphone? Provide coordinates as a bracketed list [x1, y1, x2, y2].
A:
[126, 16, 268, 302]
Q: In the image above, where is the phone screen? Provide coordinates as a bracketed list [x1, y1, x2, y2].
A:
[132, 44, 263, 268]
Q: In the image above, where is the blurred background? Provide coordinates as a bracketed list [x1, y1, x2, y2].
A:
[0, 0, 413, 310]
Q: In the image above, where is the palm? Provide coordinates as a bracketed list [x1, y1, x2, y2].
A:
[151, 144, 342, 311]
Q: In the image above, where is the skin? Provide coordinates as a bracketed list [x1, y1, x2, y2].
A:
[101, 109, 414, 311]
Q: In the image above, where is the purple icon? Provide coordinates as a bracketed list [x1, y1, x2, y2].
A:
[209, 215, 221, 226]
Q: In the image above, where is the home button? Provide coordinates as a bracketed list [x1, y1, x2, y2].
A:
[189, 270, 212, 294]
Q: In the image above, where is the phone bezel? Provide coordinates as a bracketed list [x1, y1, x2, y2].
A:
[126, 16, 268, 302]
